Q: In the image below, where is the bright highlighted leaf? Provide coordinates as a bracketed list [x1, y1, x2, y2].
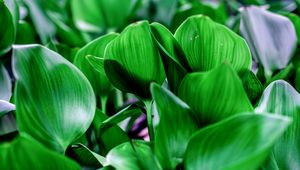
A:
[0, 134, 81, 170]
[240, 6, 297, 78]
[106, 142, 162, 170]
[256, 80, 300, 169]
[184, 113, 291, 170]
[151, 83, 198, 169]
[74, 33, 117, 96]
[104, 21, 165, 99]
[175, 15, 251, 76]
[13, 45, 96, 152]
[0, 1, 15, 56]
[178, 64, 253, 125]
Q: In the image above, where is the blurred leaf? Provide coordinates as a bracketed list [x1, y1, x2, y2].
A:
[284, 12, 300, 45]
[23, 0, 56, 43]
[0, 1, 15, 56]
[153, 0, 178, 26]
[151, 83, 198, 169]
[178, 64, 253, 125]
[240, 6, 297, 78]
[3, 0, 19, 28]
[71, 0, 139, 33]
[104, 21, 165, 99]
[15, 20, 37, 44]
[66, 143, 106, 168]
[0, 134, 81, 170]
[150, 22, 189, 93]
[13, 45, 96, 152]
[52, 17, 86, 47]
[0, 64, 11, 101]
[171, 2, 228, 32]
[175, 15, 251, 76]
[256, 80, 300, 169]
[184, 113, 291, 170]
[74, 33, 117, 96]
[93, 109, 129, 156]
[106, 142, 162, 170]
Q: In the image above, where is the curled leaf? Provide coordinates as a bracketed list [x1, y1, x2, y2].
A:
[104, 21, 165, 99]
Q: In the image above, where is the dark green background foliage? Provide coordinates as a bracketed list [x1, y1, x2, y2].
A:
[1, 0, 300, 170]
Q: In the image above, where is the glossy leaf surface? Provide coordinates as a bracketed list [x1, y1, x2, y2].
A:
[106, 142, 162, 170]
[256, 80, 300, 169]
[13, 45, 96, 152]
[179, 64, 253, 125]
[175, 15, 251, 75]
[0, 134, 81, 170]
[104, 21, 165, 98]
[184, 113, 291, 170]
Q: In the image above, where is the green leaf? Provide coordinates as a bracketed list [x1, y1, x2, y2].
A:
[151, 83, 198, 169]
[266, 63, 294, 85]
[255, 80, 300, 169]
[0, 1, 15, 56]
[0, 134, 81, 170]
[150, 22, 189, 93]
[23, 0, 56, 43]
[240, 6, 297, 78]
[178, 64, 253, 125]
[51, 16, 86, 47]
[15, 20, 37, 44]
[74, 33, 117, 96]
[13, 45, 96, 152]
[66, 143, 106, 168]
[98, 105, 142, 133]
[3, 0, 19, 28]
[106, 142, 162, 170]
[71, 0, 139, 33]
[104, 21, 165, 99]
[93, 109, 129, 156]
[242, 71, 264, 104]
[175, 15, 251, 76]
[0, 64, 11, 101]
[184, 113, 291, 170]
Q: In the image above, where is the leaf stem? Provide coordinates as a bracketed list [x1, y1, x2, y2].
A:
[100, 95, 108, 114]
[143, 100, 154, 141]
